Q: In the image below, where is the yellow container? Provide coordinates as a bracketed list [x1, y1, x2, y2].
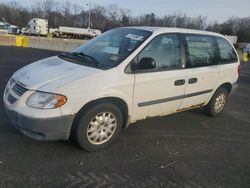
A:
[47, 32, 53, 40]
[22, 37, 29, 47]
[15, 36, 29, 47]
[243, 52, 249, 63]
[16, 36, 24, 47]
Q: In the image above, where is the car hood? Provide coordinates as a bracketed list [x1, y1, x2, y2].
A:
[13, 56, 101, 91]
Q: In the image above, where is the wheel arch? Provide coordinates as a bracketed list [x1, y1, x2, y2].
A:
[72, 97, 129, 131]
[205, 82, 233, 106]
[217, 82, 233, 94]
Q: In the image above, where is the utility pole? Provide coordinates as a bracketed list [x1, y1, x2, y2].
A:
[87, 1, 91, 29]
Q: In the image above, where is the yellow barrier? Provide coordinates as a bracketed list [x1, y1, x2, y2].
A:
[243, 52, 249, 63]
[15, 36, 23, 46]
[47, 32, 53, 40]
[16, 36, 29, 47]
[22, 37, 29, 47]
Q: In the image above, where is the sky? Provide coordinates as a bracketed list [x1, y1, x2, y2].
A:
[2, 0, 250, 23]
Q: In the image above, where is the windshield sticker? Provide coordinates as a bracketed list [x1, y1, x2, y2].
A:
[125, 34, 144, 41]
[110, 55, 120, 61]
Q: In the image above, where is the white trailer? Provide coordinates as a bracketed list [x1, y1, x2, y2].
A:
[55, 26, 101, 39]
[225, 35, 238, 44]
[22, 18, 48, 36]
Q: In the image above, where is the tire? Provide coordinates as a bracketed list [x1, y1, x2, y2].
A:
[72, 103, 123, 151]
[205, 87, 228, 117]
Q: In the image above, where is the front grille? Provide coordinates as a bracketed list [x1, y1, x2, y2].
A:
[6, 79, 28, 104]
[7, 94, 17, 104]
[12, 83, 28, 96]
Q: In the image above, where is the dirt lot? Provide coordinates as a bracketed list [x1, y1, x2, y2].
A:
[0, 46, 250, 188]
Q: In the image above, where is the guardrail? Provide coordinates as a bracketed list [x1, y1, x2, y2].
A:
[0, 35, 16, 46]
[0, 34, 87, 52]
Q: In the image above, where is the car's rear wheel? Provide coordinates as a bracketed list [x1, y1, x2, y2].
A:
[72, 103, 123, 151]
[205, 87, 228, 117]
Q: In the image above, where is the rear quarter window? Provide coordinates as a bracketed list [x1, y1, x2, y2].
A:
[216, 37, 238, 63]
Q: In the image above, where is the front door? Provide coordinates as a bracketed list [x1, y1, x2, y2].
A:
[132, 33, 187, 121]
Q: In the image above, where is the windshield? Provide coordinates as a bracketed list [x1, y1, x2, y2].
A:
[58, 28, 152, 70]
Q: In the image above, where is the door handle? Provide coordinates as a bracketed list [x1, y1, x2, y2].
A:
[188, 78, 198, 84]
[174, 79, 185, 86]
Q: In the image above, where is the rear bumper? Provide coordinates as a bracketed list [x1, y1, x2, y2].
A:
[4, 105, 75, 141]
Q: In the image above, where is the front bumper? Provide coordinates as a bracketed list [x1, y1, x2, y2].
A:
[4, 105, 75, 141]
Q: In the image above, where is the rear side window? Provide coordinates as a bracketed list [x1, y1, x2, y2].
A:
[184, 34, 217, 68]
[216, 37, 238, 63]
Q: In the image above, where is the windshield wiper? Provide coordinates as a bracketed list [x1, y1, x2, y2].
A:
[58, 52, 100, 68]
[71, 52, 100, 65]
[58, 52, 98, 63]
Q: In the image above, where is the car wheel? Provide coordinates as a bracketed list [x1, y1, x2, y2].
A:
[205, 87, 228, 117]
[72, 103, 123, 151]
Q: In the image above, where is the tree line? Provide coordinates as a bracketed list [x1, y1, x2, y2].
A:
[0, 0, 249, 42]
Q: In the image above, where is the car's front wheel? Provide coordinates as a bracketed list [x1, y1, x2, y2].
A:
[72, 103, 123, 151]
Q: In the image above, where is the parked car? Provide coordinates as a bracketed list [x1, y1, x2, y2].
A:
[0, 21, 9, 34]
[242, 43, 250, 56]
[3, 27, 240, 151]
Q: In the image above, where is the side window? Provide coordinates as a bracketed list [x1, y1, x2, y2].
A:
[184, 35, 217, 68]
[137, 34, 182, 70]
[216, 37, 238, 63]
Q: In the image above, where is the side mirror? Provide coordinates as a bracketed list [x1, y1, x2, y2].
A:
[243, 52, 249, 63]
[131, 57, 156, 71]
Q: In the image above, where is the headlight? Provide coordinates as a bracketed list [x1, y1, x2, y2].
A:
[26, 91, 67, 109]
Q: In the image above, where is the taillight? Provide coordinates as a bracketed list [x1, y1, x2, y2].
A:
[237, 64, 241, 77]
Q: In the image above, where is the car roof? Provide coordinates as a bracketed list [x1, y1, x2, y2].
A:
[126, 26, 223, 37]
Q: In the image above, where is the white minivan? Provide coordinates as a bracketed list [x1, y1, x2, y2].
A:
[4, 27, 240, 151]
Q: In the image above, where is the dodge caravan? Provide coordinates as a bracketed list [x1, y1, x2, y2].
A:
[4, 27, 240, 151]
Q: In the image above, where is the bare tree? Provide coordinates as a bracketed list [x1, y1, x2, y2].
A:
[41, 0, 55, 18]
[61, 1, 72, 26]
[91, 5, 107, 30]
[161, 15, 175, 27]
[193, 15, 207, 30]
[206, 21, 221, 33]
[72, 3, 82, 26]
[106, 4, 120, 22]
[119, 8, 131, 26]
[173, 11, 190, 28]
